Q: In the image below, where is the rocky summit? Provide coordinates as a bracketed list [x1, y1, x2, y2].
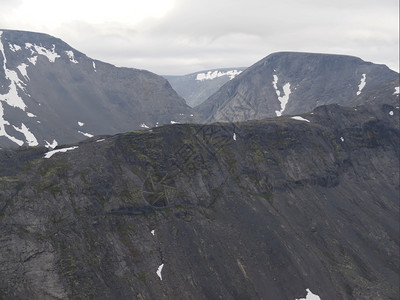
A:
[0, 103, 398, 299]
[0, 29, 195, 148]
[195, 52, 399, 123]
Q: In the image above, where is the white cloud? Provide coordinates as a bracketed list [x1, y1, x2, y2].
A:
[0, 0, 398, 74]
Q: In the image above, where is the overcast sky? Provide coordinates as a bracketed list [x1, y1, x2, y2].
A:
[0, 0, 398, 75]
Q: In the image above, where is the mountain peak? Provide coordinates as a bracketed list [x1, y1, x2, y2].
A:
[195, 51, 398, 123]
[0, 29, 195, 148]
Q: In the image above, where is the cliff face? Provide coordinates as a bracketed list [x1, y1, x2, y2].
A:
[0, 103, 398, 299]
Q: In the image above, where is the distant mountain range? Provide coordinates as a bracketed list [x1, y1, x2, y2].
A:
[195, 52, 399, 123]
[164, 67, 246, 107]
[1, 30, 399, 150]
[0, 29, 195, 148]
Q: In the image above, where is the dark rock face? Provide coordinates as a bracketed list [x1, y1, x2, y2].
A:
[0, 29, 195, 148]
[0, 103, 398, 299]
[164, 68, 246, 107]
[195, 52, 399, 123]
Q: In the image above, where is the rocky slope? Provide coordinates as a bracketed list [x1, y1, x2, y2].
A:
[195, 52, 399, 123]
[0, 103, 398, 299]
[0, 29, 195, 148]
[348, 78, 399, 107]
[164, 68, 246, 107]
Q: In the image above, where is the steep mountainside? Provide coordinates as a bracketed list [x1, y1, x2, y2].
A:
[0, 29, 195, 148]
[0, 103, 398, 299]
[195, 52, 399, 122]
[164, 68, 246, 107]
[348, 78, 399, 107]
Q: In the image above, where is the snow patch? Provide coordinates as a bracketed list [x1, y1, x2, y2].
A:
[272, 74, 292, 116]
[78, 130, 94, 138]
[156, 264, 164, 280]
[394, 87, 399, 95]
[389, 110, 394, 116]
[78, 121, 84, 127]
[27, 112, 36, 117]
[196, 70, 242, 81]
[151, 230, 155, 236]
[233, 133, 237, 141]
[13, 123, 38, 146]
[33, 44, 60, 62]
[291, 116, 310, 122]
[0, 31, 27, 110]
[45, 139, 58, 149]
[28, 56, 37, 65]
[295, 288, 321, 300]
[0, 102, 24, 146]
[92, 61, 97, 72]
[272, 75, 279, 93]
[170, 120, 179, 124]
[65, 50, 78, 64]
[9, 44, 21, 52]
[275, 84, 291, 117]
[25, 43, 60, 62]
[44, 146, 78, 158]
[140, 123, 150, 129]
[356, 73, 366, 96]
[340, 137, 345, 142]
[96, 138, 105, 143]
[17, 63, 30, 80]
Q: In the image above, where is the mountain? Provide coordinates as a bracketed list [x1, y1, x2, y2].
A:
[0, 29, 195, 148]
[164, 67, 246, 107]
[0, 103, 398, 299]
[195, 52, 399, 123]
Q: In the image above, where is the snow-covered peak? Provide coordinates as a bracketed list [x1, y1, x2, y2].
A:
[196, 69, 242, 81]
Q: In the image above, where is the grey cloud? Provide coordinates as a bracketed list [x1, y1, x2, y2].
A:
[1, 0, 397, 74]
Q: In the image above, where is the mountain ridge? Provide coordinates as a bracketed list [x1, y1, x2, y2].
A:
[0, 102, 398, 299]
